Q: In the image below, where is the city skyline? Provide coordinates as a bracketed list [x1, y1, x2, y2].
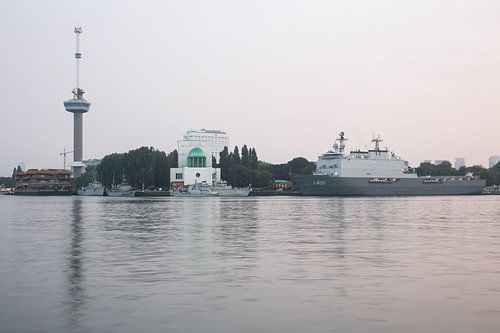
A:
[1, 1, 500, 175]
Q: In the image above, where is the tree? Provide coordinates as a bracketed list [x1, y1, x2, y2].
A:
[435, 161, 453, 176]
[230, 165, 253, 187]
[288, 157, 315, 175]
[251, 169, 273, 188]
[416, 162, 433, 176]
[219, 146, 230, 180]
[97, 152, 126, 187]
[260, 163, 289, 180]
[232, 146, 241, 166]
[250, 148, 258, 169]
[96, 147, 177, 188]
[72, 165, 97, 189]
[0, 176, 15, 188]
[241, 144, 250, 168]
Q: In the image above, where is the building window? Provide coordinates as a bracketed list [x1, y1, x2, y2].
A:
[176, 173, 183, 179]
[187, 147, 207, 167]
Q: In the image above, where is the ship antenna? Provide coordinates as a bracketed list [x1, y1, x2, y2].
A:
[371, 134, 383, 151]
[338, 131, 347, 154]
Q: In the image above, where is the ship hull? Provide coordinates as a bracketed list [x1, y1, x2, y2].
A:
[107, 190, 136, 197]
[15, 190, 72, 196]
[77, 188, 105, 196]
[293, 175, 485, 196]
[214, 188, 251, 197]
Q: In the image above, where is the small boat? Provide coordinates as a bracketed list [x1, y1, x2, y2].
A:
[171, 181, 218, 197]
[0, 185, 13, 195]
[107, 171, 136, 197]
[77, 180, 105, 196]
[212, 180, 251, 196]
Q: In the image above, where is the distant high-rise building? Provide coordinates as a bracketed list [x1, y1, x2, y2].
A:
[454, 158, 465, 170]
[434, 160, 449, 165]
[489, 155, 500, 168]
[183, 129, 229, 163]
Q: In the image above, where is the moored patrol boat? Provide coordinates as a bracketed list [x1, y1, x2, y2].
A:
[77, 180, 105, 196]
[171, 181, 218, 197]
[293, 132, 485, 196]
[107, 171, 136, 197]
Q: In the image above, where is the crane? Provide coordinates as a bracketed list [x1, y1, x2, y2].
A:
[60, 149, 74, 170]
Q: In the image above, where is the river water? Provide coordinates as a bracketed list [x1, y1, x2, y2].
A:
[0, 195, 499, 333]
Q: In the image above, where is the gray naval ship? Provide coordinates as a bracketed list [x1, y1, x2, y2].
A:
[293, 132, 485, 196]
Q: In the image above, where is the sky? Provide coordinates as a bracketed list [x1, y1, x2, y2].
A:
[1, 0, 499, 175]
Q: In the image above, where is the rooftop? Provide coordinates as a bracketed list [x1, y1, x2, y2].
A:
[17, 169, 70, 176]
[185, 129, 227, 135]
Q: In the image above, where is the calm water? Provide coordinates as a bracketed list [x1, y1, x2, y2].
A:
[1, 195, 499, 333]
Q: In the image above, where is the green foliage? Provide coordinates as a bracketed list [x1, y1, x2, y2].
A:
[72, 165, 97, 189]
[241, 145, 250, 168]
[288, 157, 316, 175]
[253, 169, 274, 187]
[217, 145, 272, 187]
[492, 162, 500, 185]
[259, 163, 289, 180]
[0, 176, 15, 188]
[416, 161, 500, 186]
[258, 157, 316, 181]
[97, 147, 177, 188]
[250, 148, 258, 169]
[232, 146, 240, 165]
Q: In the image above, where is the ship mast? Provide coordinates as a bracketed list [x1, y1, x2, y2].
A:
[338, 131, 347, 154]
[371, 135, 383, 151]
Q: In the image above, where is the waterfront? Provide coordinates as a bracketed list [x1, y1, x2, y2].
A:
[1, 196, 500, 332]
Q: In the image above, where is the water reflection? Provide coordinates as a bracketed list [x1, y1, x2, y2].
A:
[65, 198, 86, 330]
[2, 196, 500, 332]
[217, 199, 259, 257]
[211, 199, 260, 292]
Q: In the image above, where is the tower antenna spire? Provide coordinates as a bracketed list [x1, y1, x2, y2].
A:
[74, 26, 83, 97]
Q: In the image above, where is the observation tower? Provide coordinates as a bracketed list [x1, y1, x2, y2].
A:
[63, 26, 91, 178]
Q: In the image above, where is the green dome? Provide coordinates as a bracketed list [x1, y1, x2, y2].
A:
[188, 147, 205, 158]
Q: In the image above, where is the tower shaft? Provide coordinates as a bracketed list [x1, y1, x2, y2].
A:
[73, 113, 83, 177]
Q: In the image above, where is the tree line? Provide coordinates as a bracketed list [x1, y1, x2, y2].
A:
[72, 147, 178, 189]
[217, 145, 273, 188]
[217, 145, 317, 188]
[415, 161, 500, 186]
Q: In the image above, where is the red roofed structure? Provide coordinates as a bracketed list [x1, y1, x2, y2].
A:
[15, 169, 72, 195]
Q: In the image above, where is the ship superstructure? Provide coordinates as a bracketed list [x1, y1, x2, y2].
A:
[314, 132, 417, 179]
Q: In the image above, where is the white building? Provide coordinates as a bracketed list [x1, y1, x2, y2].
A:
[170, 139, 221, 188]
[183, 129, 229, 163]
[83, 159, 101, 167]
[489, 155, 500, 168]
[454, 157, 465, 170]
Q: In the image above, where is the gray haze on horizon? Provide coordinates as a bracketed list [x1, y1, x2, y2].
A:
[1, 0, 499, 175]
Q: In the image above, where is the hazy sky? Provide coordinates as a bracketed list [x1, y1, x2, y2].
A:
[1, 0, 499, 175]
